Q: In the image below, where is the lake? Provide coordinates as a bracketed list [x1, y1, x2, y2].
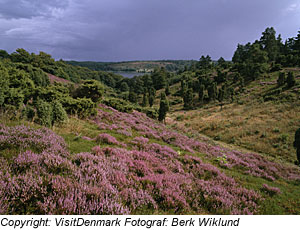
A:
[112, 71, 146, 78]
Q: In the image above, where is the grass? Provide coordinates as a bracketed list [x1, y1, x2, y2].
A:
[168, 68, 300, 164]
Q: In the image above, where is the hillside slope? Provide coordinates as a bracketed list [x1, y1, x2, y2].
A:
[166, 67, 300, 164]
[1, 104, 300, 214]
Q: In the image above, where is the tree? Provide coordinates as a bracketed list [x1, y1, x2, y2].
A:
[120, 82, 129, 92]
[198, 55, 213, 70]
[183, 88, 194, 110]
[151, 67, 167, 90]
[198, 84, 205, 103]
[218, 87, 225, 110]
[217, 57, 227, 68]
[260, 27, 279, 61]
[158, 95, 169, 123]
[294, 128, 300, 165]
[0, 50, 9, 59]
[10, 48, 32, 63]
[141, 92, 149, 107]
[277, 72, 286, 87]
[74, 80, 104, 103]
[165, 83, 170, 96]
[286, 72, 296, 88]
[148, 87, 156, 107]
[207, 83, 217, 101]
[128, 90, 138, 103]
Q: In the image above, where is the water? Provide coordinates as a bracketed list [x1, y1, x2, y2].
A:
[112, 71, 146, 78]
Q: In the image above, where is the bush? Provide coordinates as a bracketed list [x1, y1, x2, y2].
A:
[74, 80, 104, 103]
[22, 105, 36, 121]
[52, 101, 68, 125]
[63, 97, 96, 118]
[35, 99, 53, 127]
[287, 72, 296, 88]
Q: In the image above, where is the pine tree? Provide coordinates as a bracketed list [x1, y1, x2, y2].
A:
[183, 88, 194, 109]
[294, 128, 300, 165]
[277, 72, 286, 87]
[165, 83, 170, 96]
[198, 84, 205, 103]
[158, 96, 169, 123]
[207, 83, 217, 101]
[142, 92, 149, 107]
[128, 90, 138, 103]
[287, 72, 296, 88]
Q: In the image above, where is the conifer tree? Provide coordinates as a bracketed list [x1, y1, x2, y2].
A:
[183, 88, 194, 109]
[165, 83, 170, 96]
[208, 83, 217, 101]
[142, 92, 149, 107]
[277, 72, 286, 87]
[158, 93, 169, 123]
[287, 72, 296, 88]
[198, 84, 205, 103]
[294, 128, 300, 165]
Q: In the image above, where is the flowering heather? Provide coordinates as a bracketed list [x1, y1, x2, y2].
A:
[261, 184, 281, 196]
[93, 105, 300, 182]
[1, 104, 300, 215]
[0, 123, 263, 214]
[96, 133, 126, 147]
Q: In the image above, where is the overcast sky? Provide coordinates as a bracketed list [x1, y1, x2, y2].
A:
[0, 0, 299, 61]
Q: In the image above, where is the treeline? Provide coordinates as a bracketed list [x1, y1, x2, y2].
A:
[67, 60, 196, 73]
[0, 48, 124, 86]
[123, 27, 300, 112]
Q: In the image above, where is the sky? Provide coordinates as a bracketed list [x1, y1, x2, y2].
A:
[0, 0, 299, 61]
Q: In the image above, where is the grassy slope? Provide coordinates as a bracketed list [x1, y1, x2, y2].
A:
[167, 68, 300, 164]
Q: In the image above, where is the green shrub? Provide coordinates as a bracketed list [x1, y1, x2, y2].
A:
[35, 99, 53, 127]
[52, 101, 68, 124]
[23, 105, 36, 121]
[63, 97, 96, 118]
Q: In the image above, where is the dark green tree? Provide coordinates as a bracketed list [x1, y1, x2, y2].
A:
[141, 92, 149, 107]
[294, 128, 300, 165]
[286, 72, 296, 88]
[165, 83, 170, 96]
[260, 27, 279, 61]
[128, 90, 138, 104]
[183, 88, 194, 110]
[198, 84, 205, 103]
[0, 50, 10, 59]
[158, 96, 169, 123]
[151, 67, 167, 90]
[207, 83, 217, 101]
[277, 72, 286, 87]
[148, 87, 156, 107]
[120, 82, 129, 92]
[74, 80, 104, 103]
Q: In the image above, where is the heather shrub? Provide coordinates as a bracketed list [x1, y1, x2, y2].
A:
[96, 133, 120, 145]
[261, 184, 281, 196]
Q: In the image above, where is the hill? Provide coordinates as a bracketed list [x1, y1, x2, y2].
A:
[66, 60, 196, 72]
[1, 104, 300, 214]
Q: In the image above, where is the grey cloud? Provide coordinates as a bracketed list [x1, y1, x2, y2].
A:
[0, 0, 299, 61]
[0, 0, 69, 19]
